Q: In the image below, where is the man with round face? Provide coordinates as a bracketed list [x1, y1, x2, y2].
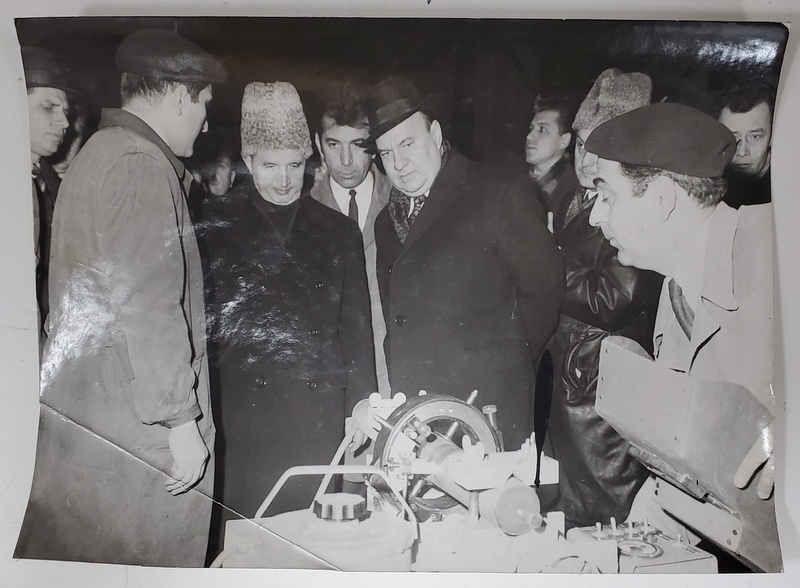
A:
[366, 76, 565, 452]
[21, 46, 72, 341]
[586, 102, 780, 571]
[17, 29, 227, 567]
[311, 82, 392, 397]
[716, 84, 775, 208]
[202, 81, 376, 543]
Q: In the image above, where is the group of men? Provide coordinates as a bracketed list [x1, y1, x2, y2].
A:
[16, 27, 778, 569]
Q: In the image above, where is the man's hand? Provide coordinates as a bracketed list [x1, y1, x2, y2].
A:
[734, 423, 775, 500]
[166, 419, 209, 496]
[346, 416, 369, 454]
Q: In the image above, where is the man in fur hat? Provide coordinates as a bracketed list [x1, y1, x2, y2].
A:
[366, 76, 565, 451]
[544, 69, 662, 529]
[16, 29, 226, 567]
[203, 82, 376, 534]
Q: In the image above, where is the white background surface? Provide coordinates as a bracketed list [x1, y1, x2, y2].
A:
[1, 1, 798, 586]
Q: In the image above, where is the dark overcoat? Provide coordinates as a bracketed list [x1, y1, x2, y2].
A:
[201, 184, 377, 520]
[374, 149, 565, 451]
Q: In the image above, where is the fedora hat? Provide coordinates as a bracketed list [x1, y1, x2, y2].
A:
[21, 46, 77, 94]
[364, 76, 441, 146]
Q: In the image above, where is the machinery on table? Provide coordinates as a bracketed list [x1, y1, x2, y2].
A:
[214, 390, 717, 573]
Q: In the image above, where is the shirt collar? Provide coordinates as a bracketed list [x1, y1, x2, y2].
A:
[329, 169, 374, 202]
[98, 108, 186, 181]
[671, 202, 739, 312]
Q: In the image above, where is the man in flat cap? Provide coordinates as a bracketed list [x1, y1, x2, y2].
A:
[21, 46, 72, 346]
[202, 82, 375, 536]
[16, 29, 226, 566]
[586, 102, 779, 568]
[545, 69, 661, 530]
[367, 76, 565, 451]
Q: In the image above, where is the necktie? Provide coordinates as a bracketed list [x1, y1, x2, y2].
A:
[408, 194, 427, 226]
[668, 278, 695, 340]
[348, 189, 358, 224]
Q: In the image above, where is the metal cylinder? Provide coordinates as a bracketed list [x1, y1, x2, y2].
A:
[478, 477, 542, 536]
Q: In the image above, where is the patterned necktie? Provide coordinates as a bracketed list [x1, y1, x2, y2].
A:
[668, 278, 695, 340]
[348, 189, 358, 224]
[408, 194, 428, 226]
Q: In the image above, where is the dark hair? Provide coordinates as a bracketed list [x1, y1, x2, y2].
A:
[120, 73, 208, 106]
[318, 81, 369, 135]
[533, 93, 576, 135]
[619, 163, 727, 209]
[714, 83, 775, 118]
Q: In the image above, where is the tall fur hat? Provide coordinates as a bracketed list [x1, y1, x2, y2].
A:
[573, 68, 652, 132]
[241, 81, 312, 158]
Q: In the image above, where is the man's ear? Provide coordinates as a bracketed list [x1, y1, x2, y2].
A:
[430, 119, 443, 150]
[560, 131, 572, 151]
[174, 84, 189, 116]
[243, 154, 253, 175]
[650, 174, 679, 222]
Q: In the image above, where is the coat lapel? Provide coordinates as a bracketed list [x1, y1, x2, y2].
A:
[395, 150, 470, 263]
[363, 168, 391, 250]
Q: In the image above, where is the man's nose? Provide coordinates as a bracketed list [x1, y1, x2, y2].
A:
[589, 197, 607, 227]
[54, 109, 69, 130]
[393, 150, 407, 171]
[341, 145, 353, 167]
[735, 138, 748, 158]
[581, 151, 598, 173]
[279, 167, 291, 187]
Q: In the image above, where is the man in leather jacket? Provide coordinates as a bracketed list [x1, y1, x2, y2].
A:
[545, 69, 663, 529]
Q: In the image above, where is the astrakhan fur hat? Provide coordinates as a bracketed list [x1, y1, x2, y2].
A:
[573, 69, 652, 132]
[241, 81, 312, 158]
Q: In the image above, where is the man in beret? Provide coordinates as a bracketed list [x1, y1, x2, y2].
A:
[202, 82, 375, 539]
[310, 81, 391, 397]
[367, 76, 565, 451]
[586, 102, 778, 566]
[16, 29, 226, 566]
[21, 46, 72, 346]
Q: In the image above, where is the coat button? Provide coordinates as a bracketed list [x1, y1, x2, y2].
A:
[306, 380, 317, 390]
[315, 282, 324, 288]
[255, 377, 266, 387]
[395, 315, 405, 326]
[388, 264, 393, 273]
[308, 329, 320, 337]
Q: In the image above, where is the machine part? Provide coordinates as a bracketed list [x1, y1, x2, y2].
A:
[478, 476, 542, 536]
[313, 493, 368, 522]
[567, 519, 718, 573]
[371, 393, 501, 520]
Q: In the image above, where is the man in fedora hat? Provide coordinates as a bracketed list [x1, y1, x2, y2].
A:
[202, 81, 375, 536]
[16, 29, 226, 567]
[587, 102, 779, 569]
[21, 46, 73, 344]
[367, 76, 565, 451]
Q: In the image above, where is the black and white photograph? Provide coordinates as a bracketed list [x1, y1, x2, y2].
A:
[0, 3, 797, 583]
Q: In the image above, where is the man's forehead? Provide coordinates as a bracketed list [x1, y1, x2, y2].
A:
[322, 122, 369, 141]
[531, 110, 562, 126]
[29, 86, 68, 103]
[252, 148, 305, 164]
[719, 102, 772, 131]
[376, 112, 428, 148]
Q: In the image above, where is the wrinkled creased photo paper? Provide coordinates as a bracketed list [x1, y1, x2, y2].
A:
[11, 16, 788, 574]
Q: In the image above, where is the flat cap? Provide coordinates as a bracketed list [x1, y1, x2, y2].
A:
[22, 46, 76, 94]
[585, 102, 736, 178]
[115, 28, 227, 84]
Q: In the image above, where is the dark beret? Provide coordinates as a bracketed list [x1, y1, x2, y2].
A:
[115, 29, 227, 84]
[585, 102, 736, 178]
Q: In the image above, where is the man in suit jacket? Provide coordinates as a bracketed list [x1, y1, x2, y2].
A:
[586, 102, 779, 566]
[366, 76, 565, 451]
[311, 82, 391, 397]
